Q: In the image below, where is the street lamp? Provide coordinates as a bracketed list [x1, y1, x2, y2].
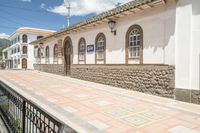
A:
[108, 20, 117, 35]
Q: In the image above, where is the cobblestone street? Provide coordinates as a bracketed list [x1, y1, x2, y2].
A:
[0, 70, 200, 133]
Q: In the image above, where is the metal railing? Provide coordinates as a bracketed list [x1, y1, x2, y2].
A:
[0, 81, 64, 133]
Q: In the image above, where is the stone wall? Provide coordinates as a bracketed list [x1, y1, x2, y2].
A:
[175, 88, 200, 104]
[34, 64, 65, 75]
[33, 64, 200, 104]
[71, 65, 175, 98]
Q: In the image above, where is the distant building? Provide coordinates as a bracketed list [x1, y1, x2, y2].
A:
[2, 27, 55, 69]
[31, 0, 200, 104]
[2, 47, 11, 69]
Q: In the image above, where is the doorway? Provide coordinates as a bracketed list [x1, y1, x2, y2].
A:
[64, 37, 72, 76]
[22, 58, 27, 69]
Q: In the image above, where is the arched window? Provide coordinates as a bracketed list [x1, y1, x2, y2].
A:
[95, 33, 106, 64]
[45, 46, 50, 64]
[126, 24, 143, 64]
[22, 34, 28, 43]
[22, 46, 27, 54]
[78, 38, 86, 64]
[53, 44, 58, 64]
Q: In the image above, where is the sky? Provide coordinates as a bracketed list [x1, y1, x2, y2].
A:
[0, 0, 131, 39]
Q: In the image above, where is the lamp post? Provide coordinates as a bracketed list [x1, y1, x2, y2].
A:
[108, 20, 117, 35]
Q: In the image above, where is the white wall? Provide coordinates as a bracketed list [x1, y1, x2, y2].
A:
[27, 33, 39, 69]
[42, 40, 57, 64]
[57, 0, 176, 65]
[8, 32, 51, 69]
[191, 0, 200, 90]
[175, 0, 200, 90]
[35, 0, 200, 91]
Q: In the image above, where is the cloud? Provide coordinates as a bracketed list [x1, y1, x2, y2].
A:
[19, 0, 31, 2]
[0, 33, 9, 39]
[47, 0, 131, 16]
[40, 3, 46, 9]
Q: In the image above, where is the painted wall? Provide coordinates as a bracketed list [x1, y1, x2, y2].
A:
[8, 32, 50, 69]
[36, 37, 63, 65]
[37, 0, 200, 91]
[175, 0, 200, 90]
[56, 0, 176, 65]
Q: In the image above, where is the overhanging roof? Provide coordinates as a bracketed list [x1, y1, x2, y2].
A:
[31, 0, 166, 45]
[9, 27, 55, 40]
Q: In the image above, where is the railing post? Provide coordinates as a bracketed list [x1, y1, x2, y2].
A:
[58, 125, 64, 133]
[22, 100, 26, 133]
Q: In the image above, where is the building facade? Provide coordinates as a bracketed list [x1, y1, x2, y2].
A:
[2, 47, 11, 69]
[31, 0, 200, 104]
[2, 27, 54, 69]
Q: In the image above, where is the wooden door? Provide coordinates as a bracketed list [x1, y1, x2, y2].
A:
[22, 59, 27, 69]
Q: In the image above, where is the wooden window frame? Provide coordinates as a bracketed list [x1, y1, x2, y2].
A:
[125, 24, 143, 64]
[78, 37, 86, 64]
[95, 33, 106, 64]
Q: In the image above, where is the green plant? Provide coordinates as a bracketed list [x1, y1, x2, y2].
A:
[0, 103, 9, 112]
[11, 118, 23, 133]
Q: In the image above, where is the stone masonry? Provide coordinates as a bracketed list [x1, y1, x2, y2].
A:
[34, 64, 65, 75]
[175, 88, 200, 104]
[33, 64, 200, 104]
[71, 65, 175, 98]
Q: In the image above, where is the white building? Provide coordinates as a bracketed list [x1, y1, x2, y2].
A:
[2, 47, 11, 69]
[3, 27, 55, 69]
[31, 0, 200, 104]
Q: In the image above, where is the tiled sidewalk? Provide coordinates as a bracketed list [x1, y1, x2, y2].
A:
[0, 70, 200, 133]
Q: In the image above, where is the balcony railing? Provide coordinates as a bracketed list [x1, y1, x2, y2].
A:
[0, 81, 64, 133]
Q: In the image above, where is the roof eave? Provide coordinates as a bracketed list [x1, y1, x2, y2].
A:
[30, 0, 166, 45]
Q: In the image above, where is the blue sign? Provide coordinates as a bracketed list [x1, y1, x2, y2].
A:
[87, 44, 95, 53]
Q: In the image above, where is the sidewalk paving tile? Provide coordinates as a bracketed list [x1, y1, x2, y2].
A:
[0, 70, 200, 133]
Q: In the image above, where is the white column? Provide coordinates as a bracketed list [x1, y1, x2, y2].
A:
[175, 0, 192, 89]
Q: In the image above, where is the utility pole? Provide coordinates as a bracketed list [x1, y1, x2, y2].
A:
[65, 0, 71, 27]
